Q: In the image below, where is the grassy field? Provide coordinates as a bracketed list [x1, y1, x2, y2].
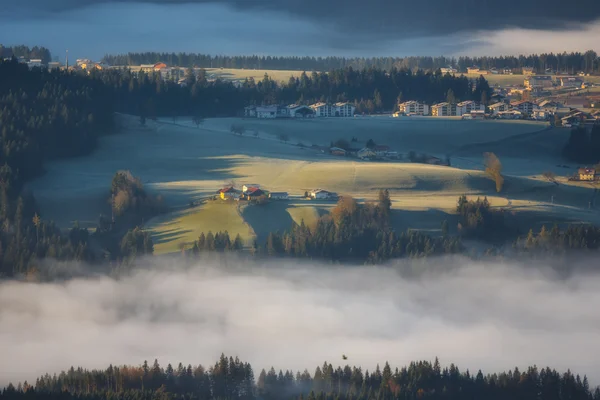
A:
[204, 69, 600, 88]
[146, 200, 254, 254]
[205, 68, 307, 83]
[26, 114, 600, 254]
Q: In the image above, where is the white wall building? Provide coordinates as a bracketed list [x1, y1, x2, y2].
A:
[456, 101, 485, 116]
[398, 101, 430, 116]
[256, 106, 278, 119]
[334, 102, 355, 117]
[488, 102, 510, 115]
[310, 103, 335, 117]
[310, 189, 334, 199]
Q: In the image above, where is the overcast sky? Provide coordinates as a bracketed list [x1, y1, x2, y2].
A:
[1, 1, 600, 61]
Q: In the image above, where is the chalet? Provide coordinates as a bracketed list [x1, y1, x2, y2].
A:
[467, 66, 480, 74]
[140, 64, 156, 73]
[532, 109, 552, 120]
[579, 168, 596, 181]
[357, 148, 377, 159]
[398, 101, 430, 116]
[310, 189, 337, 200]
[440, 67, 457, 74]
[256, 106, 278, 119]
[522, 67, 534, 75]
[242, 184, 260, 193]
[559, 77, 584, 88]
[538, 100, 564, 109]
[488, 102, 510, 115]
[287, 104, 315, 118]
[431, 102, 457, 117]
[330, 147, 347, 156]
[373, 145, 391, 157]
[524, 75, 553, 89]
[218, 187, 240, 200]
[510, 101, 538, 114]
[456, 101, 484, 116]
[244, 106, 257, 117]
[244, 187, 265, 200]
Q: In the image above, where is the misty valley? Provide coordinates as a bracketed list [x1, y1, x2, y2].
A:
[2, 39, 600, 400]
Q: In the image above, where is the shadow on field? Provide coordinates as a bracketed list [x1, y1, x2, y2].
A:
[242, 202, 294, 243]
[390, 209, 459, 236]
[151, 227, 193, 245]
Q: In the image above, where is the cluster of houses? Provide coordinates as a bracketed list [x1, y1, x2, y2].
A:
[323, 145, 399, 160]
[1, 56, 62, 70]
[217, 184, 338, 201]
[394, 100, 486, 119]
[524, 75, 590, 90]
[218, 184, 289, 201]
[392, 97, 600, 124]
[243, 102, 356, 119]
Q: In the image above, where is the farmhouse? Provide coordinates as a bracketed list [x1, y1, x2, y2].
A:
[456, 101, 484, 116]
[488, 102, 510, 115]
[330, 147, 347, 156]
[244, 187, 266, 200]
[218, 187, 240, 200]
[510, 101, 538, 114]
[256, 106, 278, 119]
[467, 66, 480, 74]
[532, 109, 552, 120]
[524, 75, 553, 89]
[559, 77, 584, 88]
[579, 168, 596, 181]
[357, 148, 377, 159]
[398, 101, 430, 116]
[269, 192, 289, 200]
[244, 106, 257, 117]
[440, 67, 457, 74]
[431, 102, 457, 117]
[373, 145, 391, 157]
[242, 184, 260, 193]
[310, 189, 337, 200]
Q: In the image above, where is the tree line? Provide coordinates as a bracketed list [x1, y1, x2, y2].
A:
[3, 354, 598, 400]
[563, 125, 600, 164]
[0, 44, 52, 64]
[101, 50, 600, 74]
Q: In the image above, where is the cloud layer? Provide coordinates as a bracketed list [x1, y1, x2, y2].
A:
[5, 0, 600, 39]
[1, 257, 600, 387]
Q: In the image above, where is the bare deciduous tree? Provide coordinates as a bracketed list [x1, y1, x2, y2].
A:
[543, 171, 559, 185]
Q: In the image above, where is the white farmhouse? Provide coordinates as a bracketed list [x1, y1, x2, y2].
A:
[310, 189, 335, 199]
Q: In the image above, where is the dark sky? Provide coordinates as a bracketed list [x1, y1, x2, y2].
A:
[1, 0, 600, 60]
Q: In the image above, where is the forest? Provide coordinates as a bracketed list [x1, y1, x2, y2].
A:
[0, 45, 52, 64]
[101, 50, 600, 74]
[2, 354, 598, 400]
[562, 125, 600, 164]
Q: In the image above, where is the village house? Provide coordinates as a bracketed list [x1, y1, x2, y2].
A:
[488, 102, 510, 115]
[310, 189, 336, 200]
[357, 148, 377, 159]
[440, 67, 457, 74]
[242, 184, 260, 193]
[330, 147, 347, 156]
[522, 67, 534, 75]
[269, 192, 289, 200]
[467, 66, 480, 74]
[373, 145, 391, 157]
[244, 187, 266, 200]
[462, 110, 486, 120]
[510, 101, 538, 114]
[579, 168, 596, 181]
[26, 59, 43, 69]
[256, 106, 278, 119]
[431, 102, 457, 116]
[425, 156, 443, 165]
[244, 105, 257, 117]
[532, 109, 552, 120]
[559, 77, 584, 88]
[218, 187, 240, 200]
[456, 101, 484, 116]
[398, 101, 430, 116]
[497, 110, 523, 119]
[524, 75, 554, 89]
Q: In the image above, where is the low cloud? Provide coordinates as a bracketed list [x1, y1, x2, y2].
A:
[1, 257, 600, 387]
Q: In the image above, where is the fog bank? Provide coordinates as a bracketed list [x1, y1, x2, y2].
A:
[1, 257, 599, 385]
